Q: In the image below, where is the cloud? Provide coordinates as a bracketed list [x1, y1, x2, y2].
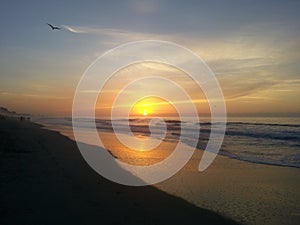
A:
[61, 25, 127, 35]
[62, 25, 156, 37]
[62, 25, 87, 33]
[27, 23, 300, 114]
[60, 25, 174, 46]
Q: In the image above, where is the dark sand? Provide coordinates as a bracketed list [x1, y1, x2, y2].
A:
[0, 118, 239, 225]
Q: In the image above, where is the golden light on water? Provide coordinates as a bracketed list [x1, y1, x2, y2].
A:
[98, 96, 180, 164]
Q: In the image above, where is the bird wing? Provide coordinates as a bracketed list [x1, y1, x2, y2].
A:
[47, 23, 54, 29]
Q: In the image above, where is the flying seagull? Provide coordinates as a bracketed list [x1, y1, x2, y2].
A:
[47, 23, 61, 30]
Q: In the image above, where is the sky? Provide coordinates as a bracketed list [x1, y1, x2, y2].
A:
[0, 0, 299, 117]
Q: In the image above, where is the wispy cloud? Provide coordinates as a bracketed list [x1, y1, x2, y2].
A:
[62, 25, 87, 33]
[62, 25, 140, 35]
[61, 24, 170, 42]
[61, 25, 127, 35]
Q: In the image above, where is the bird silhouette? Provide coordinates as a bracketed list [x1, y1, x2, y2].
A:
[47, 23, 61, 30]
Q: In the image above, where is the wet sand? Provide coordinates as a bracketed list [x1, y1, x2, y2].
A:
[156, 152, 300, 225]
[0, 118, 238, 225]
[99, 132, 300, 225]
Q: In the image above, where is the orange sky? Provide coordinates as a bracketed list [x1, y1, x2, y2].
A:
[95, 63, 210, 118]
[1, 1, 299, 117]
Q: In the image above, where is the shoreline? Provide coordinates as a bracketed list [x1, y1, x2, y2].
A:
[37, 120, 299, 170]
[0, 117, 239, 225]
[36, 119, 300, 224]
[2, 117, 299, 224]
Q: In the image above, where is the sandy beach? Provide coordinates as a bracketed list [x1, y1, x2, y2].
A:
[99, 131, 300, 225]
[1, 118, 299, 225]
[156, 152, 300, 225]
[0, 118, 238, 225]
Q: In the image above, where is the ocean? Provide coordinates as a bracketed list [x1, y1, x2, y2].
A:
[33, 116, 300, 168]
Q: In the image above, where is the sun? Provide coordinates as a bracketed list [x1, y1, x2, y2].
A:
[129, 96, 177, 118]
[143, 109, 148, 116]
[130, 98, 153, 117]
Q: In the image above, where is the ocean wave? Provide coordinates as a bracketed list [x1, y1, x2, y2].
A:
[34, 116, 300, 169]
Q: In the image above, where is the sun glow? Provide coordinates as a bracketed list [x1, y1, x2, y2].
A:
[143, 109, 148, 116]
[129, 97, 177, 118]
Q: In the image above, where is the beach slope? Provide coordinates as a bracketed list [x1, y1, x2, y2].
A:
[0, 118, 238, 225]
